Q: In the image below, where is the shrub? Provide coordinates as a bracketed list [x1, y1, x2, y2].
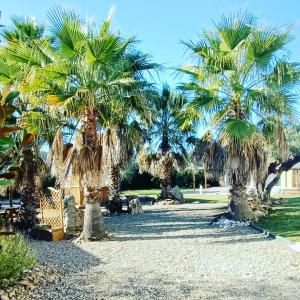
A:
[121, 162, 219, 190]
[33, 224, 50, 230]
[121, 163, 160, 190]
[0, 234, 36, 287]
[0, 215, 4, 227]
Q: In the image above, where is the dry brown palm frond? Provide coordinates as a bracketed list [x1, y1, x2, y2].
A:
[62, 146, 78, 183]
[251, 148, 268, 184]
[137, 150, 159, 175]
[221, 131, 264, 157]
[102, 127, 121, 168]
[47, 128, 63, 177]
[119, 138, 134, 168]
[73, 128, 83, 151]
[137, 149, 181, 179]
[276, 123, 289, 160]
[94, 143, 103, 171]
[62, 143, 73, 161]
[172, 152, 186, 171]
[194, 137, 227, 178]
[76, 145, 95, 177]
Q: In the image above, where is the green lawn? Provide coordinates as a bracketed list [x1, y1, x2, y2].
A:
[123, 189, 228, 203]
[257, 196, 300, 243]
[184, 194, 228, 203]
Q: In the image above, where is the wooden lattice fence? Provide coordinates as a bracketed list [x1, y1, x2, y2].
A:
[40, 187, 64, 240]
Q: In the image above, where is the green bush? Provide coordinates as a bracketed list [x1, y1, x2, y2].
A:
[121, 162, 219, 190]
[0, 215, 5, 227]
[0, 234, 36, 287]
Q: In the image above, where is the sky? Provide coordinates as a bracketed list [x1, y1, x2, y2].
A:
[2, 0, 300, 87]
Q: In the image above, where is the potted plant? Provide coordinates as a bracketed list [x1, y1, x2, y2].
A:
[0, 215, 5, 231]
[31, 224, 53, 241]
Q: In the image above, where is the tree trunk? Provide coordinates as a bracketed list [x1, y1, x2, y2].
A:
[80, 109, 106, 241]
[158, 161, 172, 200]
[107, 164, 123, 214]
[193, 170, 196, 191]
[19, 149, 38, 229]
[228, 168, 252, 221]
[81, 188, 106, 240]
[258, 154, 300, 203]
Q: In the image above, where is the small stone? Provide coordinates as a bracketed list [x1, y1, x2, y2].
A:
[8, 291, 15, 298]
[0, 295, 9, 300]
[19, 280, 30, 287]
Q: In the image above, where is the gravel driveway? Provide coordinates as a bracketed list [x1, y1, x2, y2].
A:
[30, 203, 300, 300]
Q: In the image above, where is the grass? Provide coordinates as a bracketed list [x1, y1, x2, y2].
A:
[257, 196, 300, 243]
[184, 194, 228, 203]
[0, 234, 36, 287]
[123, 189, 228, 203]
[124, 188, 194, 196]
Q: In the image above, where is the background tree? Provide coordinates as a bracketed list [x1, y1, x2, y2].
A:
[138, 84, 194, 200]
[104, 120, 145, 213]
[257, 124, 300, 201]
[180, 12, 300, 220]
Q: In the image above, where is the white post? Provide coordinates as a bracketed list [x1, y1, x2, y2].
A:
[199, 184, 202, 194]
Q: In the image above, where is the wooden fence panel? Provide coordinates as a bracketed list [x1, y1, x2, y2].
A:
[40, 188, 64, 240]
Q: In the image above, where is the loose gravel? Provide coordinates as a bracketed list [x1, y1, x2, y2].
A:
[30, 203, 300, 300]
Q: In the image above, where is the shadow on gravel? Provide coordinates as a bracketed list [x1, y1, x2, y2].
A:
[33, 240, 104, 275]
[209, 235, 270, 244]
[144, 206, 227, 213]
[106, 208, 268, 243]
[97, 275, 196, 299]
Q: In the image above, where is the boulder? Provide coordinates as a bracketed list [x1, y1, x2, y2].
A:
[129, 199, 143, 214]
[170, 186, 184, 202]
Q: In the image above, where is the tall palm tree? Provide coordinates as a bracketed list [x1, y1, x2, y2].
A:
[0, 16, 58, 229]
[1, 16, 44, 43]
[180, 12, 300, 220]
[102, 120, 145, 213]
[138, 84, 194, 200]
[3, 7, 157, 239]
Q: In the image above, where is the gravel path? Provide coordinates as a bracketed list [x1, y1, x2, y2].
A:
[30, 203, 300, 300]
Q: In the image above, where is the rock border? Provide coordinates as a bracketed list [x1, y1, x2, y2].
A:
[249, 223, 277, 240]
[249, 223, 300, 252]
[0, 266, 60, 300]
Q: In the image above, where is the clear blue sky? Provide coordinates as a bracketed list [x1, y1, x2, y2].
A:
[2, 0, 300, 86]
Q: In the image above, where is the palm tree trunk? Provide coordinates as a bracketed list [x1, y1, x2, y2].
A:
[107, 164, 123, 214]
[158, 162, 172, 200]
[228, 168, 252, 221]
[19, 149, 38, 229]
[81, 109, 106, 240]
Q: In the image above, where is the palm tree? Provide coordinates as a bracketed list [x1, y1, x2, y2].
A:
[3, 7, 157, 239]
[180, 12, 300, 220]
[103, 121, 145, 213]
[0, 16, 59, 228]
[138, 84, 194, 200]
[1, 16, 44, 43]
